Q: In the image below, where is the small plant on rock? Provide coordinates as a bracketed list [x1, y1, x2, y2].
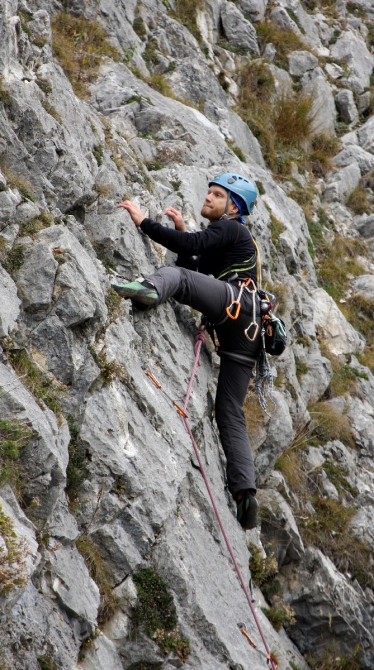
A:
[76, 536, 119, 625]
[262, 596, 296, 631]
[0, 503, 29, 594]
[132, 567, 190, 662]
[0, 419, 35, 494]
[51, 12, 120, 97]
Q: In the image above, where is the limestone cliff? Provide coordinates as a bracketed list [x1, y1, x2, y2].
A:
[0, 0, 374, 669]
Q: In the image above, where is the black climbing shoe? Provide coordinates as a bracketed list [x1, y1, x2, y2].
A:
[236, 491, 258, 530]
[110, 280, 159, 305]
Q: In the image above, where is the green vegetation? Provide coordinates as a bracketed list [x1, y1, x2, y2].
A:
[308, 216, 367, 302]
[322, 459, 358, 498]
[37, 655, 58, 670]
[132, 568, 191, 662]
[88, 345, 125, 387]
[0, 503, 28, 594]
[256, 22, 306, 69]
[8, 349, 63, 416]
[51, 12, 120, 97]
[306, 645, 361, 670]
[0, 419, 34, 494]
[309, 401, 354, 448]
[300, 496, 373, 588]
[249, 542, 278, 586]
[169, 0, 204, 47]
[276, 410, 373, 592]
[65, 415, 89, 501]
[262, 597, 296, 631]
[0, 78, 11, 107]
[269, 213, 286, 249]
[76, 536, 119, 625]
[105, 288, 123, 322]
[0, 169, 35, 202]
[225, 139, 246, 162]
[248, 541, 281, 600]
[346, 184, 372, 215]
[295, 357, 308, 380]
[40, 99, 61, 122]
[93, 144, 104, 166]
[320, 347, 368, 397]
[19, 210, 54, 237]
[0, 244, 25, 277]
[236, 61, 315, 175]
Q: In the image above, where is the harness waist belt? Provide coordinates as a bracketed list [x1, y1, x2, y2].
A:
[218, 349, 257, 366]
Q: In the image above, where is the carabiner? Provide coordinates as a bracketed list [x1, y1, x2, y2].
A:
[244, 322, 259, 341]
[226, 300, 241, 320]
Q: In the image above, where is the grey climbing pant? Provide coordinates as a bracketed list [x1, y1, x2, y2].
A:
[145, 266, 262, 497]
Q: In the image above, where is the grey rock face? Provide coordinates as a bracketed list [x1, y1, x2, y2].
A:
[351, 273, 374, 301]
[0, 486, 39, 615]
[333, 144, 374, 174]
[330, 30, 374, 91]
[335, 88, 359, 125]
[312, 287, 365, 355]
[2, 0, 374, 668]
[0, 266, 20, 337]
[50, 546, 100, 635]
[220, 1, 260, 54]
[288, 50, 318, 77]
[356, 214, 374, 237]
[239, 0, 267, 22]
[357, 114, 374, 153]
[323, 162, 361, 203]
[301, 68, 336, 136]
[283, 548, 374, 668]
[0, 361, 69, 518]
[258, 489, 304, 567]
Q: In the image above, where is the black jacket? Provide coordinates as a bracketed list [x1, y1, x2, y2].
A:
[140, 217, 257, 283]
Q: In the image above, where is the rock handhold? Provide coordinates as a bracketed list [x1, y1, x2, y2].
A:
[335, 89, 359, 125]
[220, 1, 260, 54]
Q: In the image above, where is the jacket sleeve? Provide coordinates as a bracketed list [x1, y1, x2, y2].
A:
[140, 218, 239, 255]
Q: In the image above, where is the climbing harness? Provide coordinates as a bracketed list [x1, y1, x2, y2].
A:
[145, 327, 278, 670]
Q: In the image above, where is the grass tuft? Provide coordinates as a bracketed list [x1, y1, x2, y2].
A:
[256, 22, 306, 69]
[0, 503, 29, 594]
[0, 419, 35, 495]
[8, 349, 63, 416]
[76, 536, 119, 625]
[51, 12, 120, 98]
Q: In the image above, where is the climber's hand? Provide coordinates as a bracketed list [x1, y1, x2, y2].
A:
[118, 200, 144, 227]
[164, 207, 186, 232]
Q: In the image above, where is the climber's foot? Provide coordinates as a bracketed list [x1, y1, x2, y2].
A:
[236, 490, 258, 530]
[111, 280, 159, 305]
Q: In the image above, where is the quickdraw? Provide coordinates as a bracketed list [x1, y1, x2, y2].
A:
[225, 277, 259, 342]
[226, 276, 252, 320]
[238, 624, 278, 670]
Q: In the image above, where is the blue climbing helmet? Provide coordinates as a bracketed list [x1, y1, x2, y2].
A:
[208, 173, 258, 215]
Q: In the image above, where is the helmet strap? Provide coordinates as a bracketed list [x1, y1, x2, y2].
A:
[221, 192, 237, 220]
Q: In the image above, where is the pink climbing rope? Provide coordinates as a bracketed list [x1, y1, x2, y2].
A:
[181, 326, 277, 670]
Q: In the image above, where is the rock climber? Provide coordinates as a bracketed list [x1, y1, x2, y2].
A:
[112, 173, 262, 530]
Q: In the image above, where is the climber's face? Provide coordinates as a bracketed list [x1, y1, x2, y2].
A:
[201, 185, 238, 221]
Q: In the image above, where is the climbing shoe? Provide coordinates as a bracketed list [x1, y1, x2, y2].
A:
[236, 491, 258, 530]
[110, 280, 159, 305]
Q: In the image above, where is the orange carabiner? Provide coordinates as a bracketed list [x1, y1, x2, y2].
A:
[173, 401, 188, 418]
[226, 300, 241, 320]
